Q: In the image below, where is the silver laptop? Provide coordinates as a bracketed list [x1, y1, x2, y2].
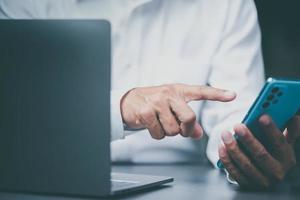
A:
[0, 19, 173, 197]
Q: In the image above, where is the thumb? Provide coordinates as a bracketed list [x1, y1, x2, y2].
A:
[180, 85, 236, 102]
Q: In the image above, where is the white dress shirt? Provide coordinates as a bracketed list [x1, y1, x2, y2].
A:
[0, 0, 265, 167]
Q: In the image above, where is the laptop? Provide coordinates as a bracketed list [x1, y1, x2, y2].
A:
[0, 19, 173, 197]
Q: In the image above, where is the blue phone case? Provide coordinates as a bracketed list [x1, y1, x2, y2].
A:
[217, 77, 300, 169]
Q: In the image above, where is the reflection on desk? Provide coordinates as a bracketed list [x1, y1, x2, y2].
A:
[0, 164, 299, 200]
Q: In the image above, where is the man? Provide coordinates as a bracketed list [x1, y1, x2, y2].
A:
[0, 0, 299, 188]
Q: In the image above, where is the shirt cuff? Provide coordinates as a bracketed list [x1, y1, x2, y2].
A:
[206, 110, 246, 168]
[206, 125, 234, 169]
[205, 121, 242, 186]
[110, 89, 129, 141]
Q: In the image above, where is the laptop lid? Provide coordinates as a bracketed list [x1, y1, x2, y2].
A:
[0, 20, 111, 196]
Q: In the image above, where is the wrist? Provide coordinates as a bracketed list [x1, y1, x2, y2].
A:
[120, 88, 136, 126]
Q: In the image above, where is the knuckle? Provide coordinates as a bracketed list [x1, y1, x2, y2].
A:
[241, 162, 253, 171]
[159, 115, 180, 136]
[274, 169, 285, 182]
[271, 165, 286, 182]
[227, 142, 238, 153]
[180, 131, 189, 138]
[150, 134, 160, 140]
[182, 113, 196, 124]
[138, 107, 154, 120]
[166, 125, 180, 136]
[254, 147, 269, 163]
[221, 157, 232, 167]
[160, 84, 174, 95]
[151, 93, 165, 107]
[219, 151, 228, 161]
[149, 130, 165, 140]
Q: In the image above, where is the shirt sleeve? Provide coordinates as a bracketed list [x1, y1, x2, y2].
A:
[202, 0, 265, 168]
[110, 89, 140, 141]
[110, 90, 127, 141]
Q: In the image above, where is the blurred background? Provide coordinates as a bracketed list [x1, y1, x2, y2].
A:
[254, 0, 300, 159]
[254, 0, 300, 78]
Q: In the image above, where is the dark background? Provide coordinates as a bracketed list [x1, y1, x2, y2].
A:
[254, 0, 300, 78]
[254, 1, 300, 159]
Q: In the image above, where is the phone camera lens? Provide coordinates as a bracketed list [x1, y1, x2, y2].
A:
[272, 87, 279, 94]
[263, 102, 270, 109]
[277, 92, 283, 97]
[267, 95, 274, 101]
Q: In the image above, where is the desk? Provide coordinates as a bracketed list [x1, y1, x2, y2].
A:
[0, 164, 299, 200]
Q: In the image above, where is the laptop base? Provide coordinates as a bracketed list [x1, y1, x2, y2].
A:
[111, 173, 173, 195]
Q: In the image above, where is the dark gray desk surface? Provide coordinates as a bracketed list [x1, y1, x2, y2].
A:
[0, 164, 299, 200]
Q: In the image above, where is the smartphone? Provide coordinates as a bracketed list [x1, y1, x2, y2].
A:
[217, 77, 300, 169]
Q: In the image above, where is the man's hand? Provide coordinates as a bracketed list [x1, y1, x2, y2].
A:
[121, 83, 236, 139]
[219, 115, 300, 189]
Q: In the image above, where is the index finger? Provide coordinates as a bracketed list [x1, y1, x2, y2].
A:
[179, 85, 236, 102]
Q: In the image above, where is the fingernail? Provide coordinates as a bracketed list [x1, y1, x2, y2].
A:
[235, 125, 246, 137]
[259, 115, 271, 126]
[221, 131, 233, 144]
[223, 91, 236, 99]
